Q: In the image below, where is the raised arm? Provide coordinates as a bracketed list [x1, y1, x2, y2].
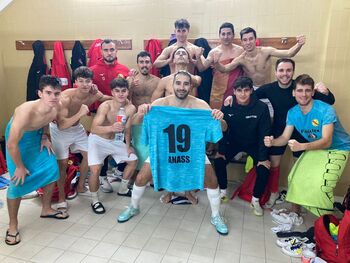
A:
[288, 124, 333, 152]
[91, 103, 119, 134]
[268, 35, 306, 58]
[153, 47, 173, 68]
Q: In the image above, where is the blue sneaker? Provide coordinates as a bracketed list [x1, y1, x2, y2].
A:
[117, 206, 140, 223]
[211, 215, 228, 235]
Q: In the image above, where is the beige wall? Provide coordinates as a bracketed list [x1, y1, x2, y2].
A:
[0, 0, 349, 194]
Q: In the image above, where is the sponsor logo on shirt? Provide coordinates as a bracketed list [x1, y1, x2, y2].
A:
[245, 115, 257, 119]
[311, 119, 319, 127]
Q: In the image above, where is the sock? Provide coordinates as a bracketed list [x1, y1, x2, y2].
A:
[91, 191, 99, 204]
[131, 184, 146, 209]
[119, 179, 129, 194]
[207, 187, 220, 217]
[220, 189, 227, 195]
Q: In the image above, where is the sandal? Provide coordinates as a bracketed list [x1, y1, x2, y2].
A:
[91, 201, 105, 214]
[40, 210, 69, 220]
[5, 230, 21, 245]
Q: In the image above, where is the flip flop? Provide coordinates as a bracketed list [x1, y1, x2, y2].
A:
[5, 230, 21, 245]
[91, 201, 105, 214]
[40, 211, 69, 220]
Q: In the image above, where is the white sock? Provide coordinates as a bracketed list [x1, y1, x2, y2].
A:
[131, 184, 145, 209]
[207, 187, 220, 217]
[119, 179, 129, 194]
[220, 189, 227, 196]
[91, 191, 99, 204]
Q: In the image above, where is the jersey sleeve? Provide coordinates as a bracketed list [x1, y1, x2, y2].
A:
[286, 108, 296, 126]
[323, 106, 337, 125]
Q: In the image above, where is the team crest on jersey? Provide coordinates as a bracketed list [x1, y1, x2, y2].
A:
[311, 119, 319, 127]
[99, 73, 105, 81]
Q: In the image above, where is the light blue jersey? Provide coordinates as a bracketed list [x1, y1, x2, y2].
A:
[287, 100, 350, 150]
[142, 106, 222, 192]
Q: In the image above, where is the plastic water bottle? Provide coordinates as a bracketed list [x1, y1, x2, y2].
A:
[115, 107, 127, 141]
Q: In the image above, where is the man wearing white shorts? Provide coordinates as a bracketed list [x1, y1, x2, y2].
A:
[88, 77, 137, 214]
[51, 66, 111, 212]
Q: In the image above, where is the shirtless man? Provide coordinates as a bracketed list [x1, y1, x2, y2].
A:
[5, 75, 67, 246]
[196, 22, 244, 109]
[50, 66, 111, 212]
[117, 71, 229, 235]
[128, 51, 160, 108]
[216, 27, 306, 87]
[197, 22, 243, 72]
[151, 47, 201, 101]
[153, 18, 202, 74]
[88, 77, 137, 214]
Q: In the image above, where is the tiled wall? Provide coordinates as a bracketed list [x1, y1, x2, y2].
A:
[0, 0, 349, 193]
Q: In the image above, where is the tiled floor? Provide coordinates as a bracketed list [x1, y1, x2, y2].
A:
[0, 177, 317, 263]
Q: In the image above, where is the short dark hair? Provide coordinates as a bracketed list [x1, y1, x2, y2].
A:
[240, 27, 257, 39]
[110, 77, 129, 90]
[219, 22, 234, 35]
[275, 58, 295, 71]
[174, 18, 190, 29]
[173, 70, 192, 85]
[39, 75, 62, 91]
[73, 66, 93, 80]
[136, 51, 151, 63]
[294, 74, 314, 89]
[101, 39, 115, 48]
[172, 46, 190, 60]
[233, 76, 253, 90]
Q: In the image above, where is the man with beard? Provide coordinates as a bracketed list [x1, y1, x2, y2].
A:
[197, 22, 244, 109]
[117, 71, 229, 235]
[128, 51, 160, 109]
[151, 47, 201, 100]
[153, 18, 202, 74]
[90, 39, 130, 192]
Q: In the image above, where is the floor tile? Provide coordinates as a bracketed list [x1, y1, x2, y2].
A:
[30, 247, 64, 262]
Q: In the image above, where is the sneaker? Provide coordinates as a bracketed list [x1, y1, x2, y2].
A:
[22, 190, 39, 199]
[67, 188, 78, 200]
[281, 242, 303, 257]
[276, 237, 309, 247]
[264, 192, 279, 209]
[251, 198, 263, 216]
[100, 177, 113, 193]
[117, 206, 140, 223]
[221, 195, 229, 203]
[275, 190, 287, 204]
[272, 212, 303, 226]
[210, 215, 228, 235]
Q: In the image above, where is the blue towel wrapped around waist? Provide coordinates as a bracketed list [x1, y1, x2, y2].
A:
[5, 119, 59, 199]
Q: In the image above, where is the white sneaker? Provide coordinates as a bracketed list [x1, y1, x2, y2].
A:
[264, 192, 279, 209]
[100, 177, 113, 193]
[272, 212, 303, 226]
[251, 197, 263, 216]
[276, 237, 308, 247]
